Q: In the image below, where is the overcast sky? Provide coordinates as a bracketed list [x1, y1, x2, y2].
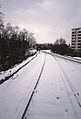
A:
[0, 0, 81, 44]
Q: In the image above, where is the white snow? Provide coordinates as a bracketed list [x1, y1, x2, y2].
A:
[0, 51, 81, 119]
[0, 52, 38, 80]
[0, 52, 45, 119]
[24, 51, 81, 119]
[73, 57, 81, 60]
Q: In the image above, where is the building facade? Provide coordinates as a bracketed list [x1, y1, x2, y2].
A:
[71, 27, 81, 52]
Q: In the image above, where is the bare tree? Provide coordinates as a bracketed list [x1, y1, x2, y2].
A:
[0, 4, 4, 37]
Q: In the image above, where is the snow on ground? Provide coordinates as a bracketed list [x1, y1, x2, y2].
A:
[0, 51, 81, 119]
[24, 52, 81, 119]
[0, 52, 45, 119]
[0, 52, 38, 80]
[54, 54, 81, 98]
[53, 53, 81, 63]
[44, 50, 81, 63]
[73, 57, 81, 60]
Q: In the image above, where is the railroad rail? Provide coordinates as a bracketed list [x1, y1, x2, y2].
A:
[21, 52, 81, 119]
[43, 50, 81, 64]
[19, 52, 81, 119]
[14, 53, 46, 119]
[52, 54, 81, 119]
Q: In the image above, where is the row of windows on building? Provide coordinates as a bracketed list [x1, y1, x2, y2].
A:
[71, 27, 81, 52]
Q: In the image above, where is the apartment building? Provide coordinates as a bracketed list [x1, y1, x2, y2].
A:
[71, 27, 81, 52]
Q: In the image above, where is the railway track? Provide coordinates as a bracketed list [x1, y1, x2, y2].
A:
[43, 50, 81, 64]
[52, 54, 81, 119]
[15, 53, 46, 119]
[0, 51, 81, 119]
[19, 52, 81, 119]
[44, 51, 81, 109]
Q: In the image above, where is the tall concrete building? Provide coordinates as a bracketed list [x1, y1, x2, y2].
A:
[71, 27, 81, 52]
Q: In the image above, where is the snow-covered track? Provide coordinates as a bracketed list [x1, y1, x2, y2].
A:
[0, 52, 81, 119]
[42, 51, 81, 118]
[52, 55, 81, 119]
[56, 59, 81, 107]
[15, 54, 46, 119]
[53, 53, 81, 64]
[22, 52, 81, 119]
[43, 50, 81, 64]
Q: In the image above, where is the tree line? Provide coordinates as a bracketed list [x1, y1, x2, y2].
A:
[0, 8, 36, 71]
[36, 38, 73, 56]
[51, 38, 81, 57]
[51, 38, 72, 55]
